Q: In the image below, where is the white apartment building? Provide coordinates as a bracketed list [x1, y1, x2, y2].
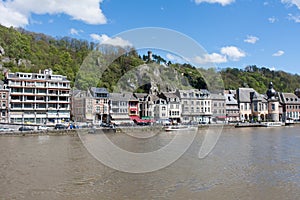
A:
[5, 69, 71, 125]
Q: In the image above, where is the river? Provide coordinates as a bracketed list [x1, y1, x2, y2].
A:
[0, 126, 299, 200]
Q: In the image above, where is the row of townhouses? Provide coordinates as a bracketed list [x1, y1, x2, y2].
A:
[1, 69, 300, 126]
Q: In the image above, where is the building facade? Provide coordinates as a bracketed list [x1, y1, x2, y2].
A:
[90, 87, 109, 124]
[5, 69, 70, 125]
[176, 89, 212, 124]
[211, 93, 226, 123]
[71, 90, 94, 123]
[109, 93, 133, 125]
[279, 92, 300, 121]
[0, 84, 9, 123]
[159, 92, 181, 124]
[237, 88, 255, 122]
[250, 92, 268, 122]
[224, 92, 240, 122]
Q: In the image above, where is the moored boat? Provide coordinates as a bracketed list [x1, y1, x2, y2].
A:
[285, 118, 295, 126]
[261, 122, 283, 127]
[164, 125, 197, 132]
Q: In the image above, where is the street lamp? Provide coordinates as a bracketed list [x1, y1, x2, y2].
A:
[22, 112, 24, 129]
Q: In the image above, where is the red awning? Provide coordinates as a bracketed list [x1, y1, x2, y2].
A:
[130, 115, 153, 123]
[216, 116, 227, 119]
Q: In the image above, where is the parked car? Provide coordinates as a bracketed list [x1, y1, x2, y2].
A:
[19, 126, 34, 131]
[100, 122, 116, 128]
[38, 125, 50, 131]
[0, 127, 14, 132]
[54, 124, 67, 130]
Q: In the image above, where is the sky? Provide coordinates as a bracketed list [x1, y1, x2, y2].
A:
[0, 0, 300, 74]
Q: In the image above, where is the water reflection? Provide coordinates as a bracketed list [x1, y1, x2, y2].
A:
[0, 127, 299, 199]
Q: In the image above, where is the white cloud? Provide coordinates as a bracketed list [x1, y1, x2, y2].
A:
[0, 0, 107, 27]
[70, 28, 83, 35]
[166, 53, 185, 63]
[191, 45, 245, 65]
[194, 0, 235, 6]
[272, 50, 285, 57]
[281, 0, 300, 9]
[0, 2, 28, 27]
[268, 16, 278, 23]
[244, 35, 259, 44]
[288, 13, 300, 22]
[90, 34, 133, 48]
[193, 53, 227, 64]
[269, 66, 276, 71]
[220, 46, 246, 61]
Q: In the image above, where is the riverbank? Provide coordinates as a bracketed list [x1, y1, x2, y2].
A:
[1, 122, 298, 136]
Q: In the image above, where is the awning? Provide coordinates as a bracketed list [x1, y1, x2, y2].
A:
[216, 116, 227, 119]
[111, 114, 131, 120]
[111, 119, 134, 125]
[130, 115, 154, 123]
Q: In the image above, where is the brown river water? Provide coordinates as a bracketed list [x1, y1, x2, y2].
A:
[0, 126, 299, 200]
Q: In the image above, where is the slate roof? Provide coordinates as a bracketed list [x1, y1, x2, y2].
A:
[251, 92, 267, 103]
[210, 93, 225, 100]
[225, 94, 238, 104]
[73, 90, 92, 98]
[237, 88, 256, 103]
[279, 92, 300, 104]
[133, 93, 148, 100]
[110, 93, 132, 101]
[91, 87, 109, 94]
[161, 92, 179, 99]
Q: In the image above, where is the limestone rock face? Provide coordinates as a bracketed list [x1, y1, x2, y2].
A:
[0, 46, 5, 56]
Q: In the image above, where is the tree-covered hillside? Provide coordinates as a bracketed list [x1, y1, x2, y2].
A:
[0, 25, 299, 94]
[221, 65, 300, 94]
[0, 25, 92, 86]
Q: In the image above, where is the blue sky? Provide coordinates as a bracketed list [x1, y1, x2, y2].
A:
[1, 0, 300, 74]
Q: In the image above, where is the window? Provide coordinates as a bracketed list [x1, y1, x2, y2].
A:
[254, 103, 258, 112]
[271, 103, 275, 111]
[2, 93, 6, 99]
[162, 106, 166, 111]
[96, 106, 100, 113]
